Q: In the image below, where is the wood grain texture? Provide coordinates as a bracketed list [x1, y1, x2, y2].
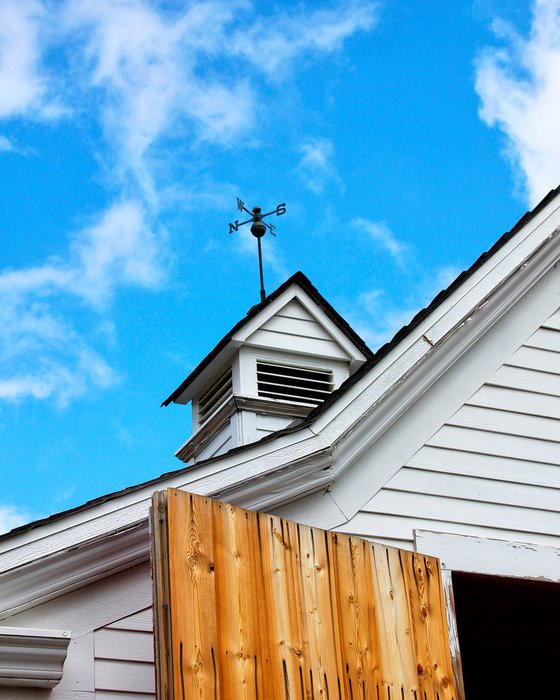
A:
[152, 489, 458, 699]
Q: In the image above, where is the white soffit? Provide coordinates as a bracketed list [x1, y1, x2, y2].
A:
[0, 626, 71, 688]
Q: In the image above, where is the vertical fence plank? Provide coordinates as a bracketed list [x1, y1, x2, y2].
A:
[370, 543, 420, 698]
[213, 500, 261, 699]
[332, 534, 381, 699]
[152, 490, 459, 700]
[402, 550, 436, 700]
[297, 525, 344, 699]
[167, 490, 219, 699]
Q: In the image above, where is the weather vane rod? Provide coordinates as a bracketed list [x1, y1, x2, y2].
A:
[228, 197, 287, 303]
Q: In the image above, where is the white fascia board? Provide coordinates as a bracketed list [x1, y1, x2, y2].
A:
[415, 530, 560, 582]
[234, 285, 367, 363]
[0, 626, 71, 688]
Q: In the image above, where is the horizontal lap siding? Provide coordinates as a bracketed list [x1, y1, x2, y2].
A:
[247, 299, 351, 360]
[345, 308, 560, 549]
[94, 607, 155, 697]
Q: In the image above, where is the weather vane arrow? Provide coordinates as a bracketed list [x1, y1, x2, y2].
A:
[228, 198, 287, 303]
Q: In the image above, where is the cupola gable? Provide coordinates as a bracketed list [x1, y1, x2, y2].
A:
[164, 273, 372, 465]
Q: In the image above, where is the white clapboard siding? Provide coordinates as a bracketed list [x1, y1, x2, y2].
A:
[386, 468, 560, 511]
[524, 326, 560, 352]
[489, 364, 560, 397]
[263, 314, 335, 342]
[508, 345, 560, 374]
[106, 607, 153, 632]
[95, 628, 154, 662]
[468, 384, 560, 419]
[362, 490, 560, 535]
[447, 404, 560, 442]
[246, 299, 351, 360]
[95, 659, 155, 694]
[407, 446, 560, 489]
[94, 607, 155, 697]
[542, 308, 560, 331]
[428, 425, 559, 463]
[336, 511, 560, 548]
[343, 307, 560, 553]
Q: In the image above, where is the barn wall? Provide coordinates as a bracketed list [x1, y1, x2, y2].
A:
[0, 563, 153, 699]
[337, 305, 560, 550]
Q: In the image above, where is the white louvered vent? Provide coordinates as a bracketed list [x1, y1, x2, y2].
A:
[198, 368, 233, 424]
[257, 361, 334, 406]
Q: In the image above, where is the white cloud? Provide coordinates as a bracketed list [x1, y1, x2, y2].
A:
[0, 200, 164, 306]
[0, 0, 379, 404]
[297, 138, 342, 193]
[354, 218, 407, 265]
[476, 0, 560, 205]
[61, 0, 256, 201]
[232, 1, 379, 76]
[0, 200, 164, 404]
[0, 504, 36, 534]
[0, 0, 45, 118]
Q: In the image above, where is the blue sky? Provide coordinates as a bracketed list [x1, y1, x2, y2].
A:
[1, 0, 559, 532]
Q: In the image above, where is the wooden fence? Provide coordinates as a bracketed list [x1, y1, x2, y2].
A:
[151, 489, 457, 699]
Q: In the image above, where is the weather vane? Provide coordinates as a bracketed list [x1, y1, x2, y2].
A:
[229, 197, 287, 303]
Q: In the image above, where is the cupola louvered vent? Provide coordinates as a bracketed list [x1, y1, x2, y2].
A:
[257, 361, 334, 406]
[198, 368, 232, 424]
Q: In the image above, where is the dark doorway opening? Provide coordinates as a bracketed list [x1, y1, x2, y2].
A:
[452, 571, 560, 698]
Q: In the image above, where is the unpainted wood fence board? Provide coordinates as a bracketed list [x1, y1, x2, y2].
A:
[151, 489, 458, 700]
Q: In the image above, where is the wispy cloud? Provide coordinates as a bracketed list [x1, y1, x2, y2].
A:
[476, 0, 560, 205]
[297, 138, 342, 194]
[354, 218, 407, 265]
[0, 201, 163, 404]
[61, 0, 257, 202]
[232, 1, 379, 76]
[0, 0, 46, 118]
[0, 0, 378, 405]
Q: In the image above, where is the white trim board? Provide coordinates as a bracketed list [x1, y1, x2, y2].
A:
[415, 530, 560, 582]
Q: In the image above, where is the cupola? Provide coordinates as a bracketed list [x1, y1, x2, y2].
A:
[163, 272, 372, 464]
